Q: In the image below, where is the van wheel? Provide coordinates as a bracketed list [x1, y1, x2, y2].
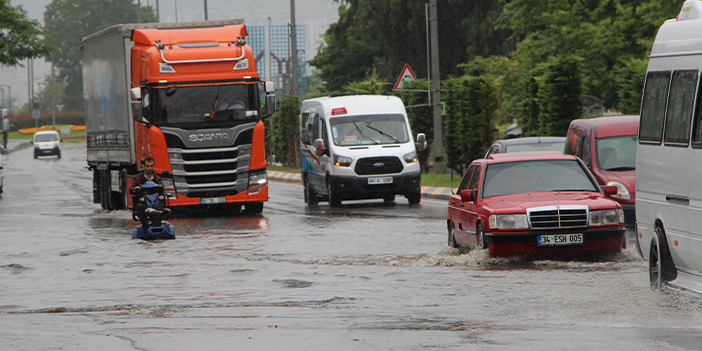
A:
[649, 226, 677, 291]
[327, 179, 341, 208]
[448, 221, 458, 248]
[306, 178, 318, 206]
[407, 190, 421, 205]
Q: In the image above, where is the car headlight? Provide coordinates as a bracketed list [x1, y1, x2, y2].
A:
[489, 214, 529, 229]
[589, 209, 622, 226]
[248, 170, 267, 188]
[403, 151, 418, 163]
[334, 155, 352, 167]
[606, 181, 631, 200]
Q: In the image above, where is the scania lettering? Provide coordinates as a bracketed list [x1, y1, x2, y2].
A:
[82, 19, 276, 213]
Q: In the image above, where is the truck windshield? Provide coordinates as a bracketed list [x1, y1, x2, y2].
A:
[329, 114, 409, 146]
[149, 83, 260, 128]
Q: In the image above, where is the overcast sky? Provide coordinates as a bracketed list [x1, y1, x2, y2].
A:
[1, 0, 340, 109]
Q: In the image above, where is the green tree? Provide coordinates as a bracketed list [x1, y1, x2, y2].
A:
[0, 0, 52, 66]
[343, 69, 391, 94]
[538, 56, 582, 137]
[43, 0, 156, 111]
[271, 95, 301, 168]
[395, 78, 432, 172]
[518, 74, 541, 137]
[616, 58, 647, 115]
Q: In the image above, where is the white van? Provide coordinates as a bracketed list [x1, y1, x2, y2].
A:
[32, 130, 61, 159]
[299, 95, 426, 207]
[636, 0, 702, 294]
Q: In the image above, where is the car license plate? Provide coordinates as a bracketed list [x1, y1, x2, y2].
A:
[201, 197, 226, 204]
[537, 234, 583, 246]
[368, 177, 393, 185]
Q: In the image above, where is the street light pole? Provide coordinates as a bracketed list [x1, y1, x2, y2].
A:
[203, 0, 208, 20]
[429, 0, 443, 173]
[290, 0, 298, 97]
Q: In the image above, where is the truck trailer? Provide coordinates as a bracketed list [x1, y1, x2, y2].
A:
[82, 19, 276, 213]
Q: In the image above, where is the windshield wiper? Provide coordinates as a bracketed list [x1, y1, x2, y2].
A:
[365, 124, 400, 143]
[210, 87, 221, 119]
[352, 122, 379, 144]
[605, 166, 635, 171]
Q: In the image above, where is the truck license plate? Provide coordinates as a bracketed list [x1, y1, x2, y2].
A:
[537, 234, 583, 246]
[368, 177, 393, 185]
[201, 197, 226, 204]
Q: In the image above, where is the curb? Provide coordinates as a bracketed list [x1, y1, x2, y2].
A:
[266, 171, 453, 201]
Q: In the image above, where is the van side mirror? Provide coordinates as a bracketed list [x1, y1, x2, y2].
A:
[314, 138, 325, 156]
[602, 185, 618, 196]
[415, 133, 427, 151]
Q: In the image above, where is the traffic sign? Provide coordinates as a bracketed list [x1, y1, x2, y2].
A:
[393, 64, 418, 91]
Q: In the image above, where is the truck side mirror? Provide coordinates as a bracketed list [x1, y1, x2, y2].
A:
[265, 81, 275, 94]
[1, 109, 7, 118]
[131, 101, 143, 121]
[265, 94, 276, 116]
[2, 119, 8, 132]
[314, 138, 325, 156]
[415, 133, 427, 151]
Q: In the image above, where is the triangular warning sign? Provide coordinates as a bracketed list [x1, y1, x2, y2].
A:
[393, 64, 418, 91]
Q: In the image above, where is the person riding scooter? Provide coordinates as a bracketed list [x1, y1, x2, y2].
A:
[129, 157, 163, 230]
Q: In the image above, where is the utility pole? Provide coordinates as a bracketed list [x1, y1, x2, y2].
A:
[429, 0, 443, 173]
[137, 0, 141, 23]
[156, 0, 160, 22]
[267, 17, 272, 84]
[289, 0, 298, 97]
[203, 0, 208, 20]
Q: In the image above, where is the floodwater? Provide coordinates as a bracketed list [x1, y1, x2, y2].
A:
[1, 143, 702, 350]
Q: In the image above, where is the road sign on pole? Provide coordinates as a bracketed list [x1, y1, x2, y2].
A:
[393, 64, 418, 91]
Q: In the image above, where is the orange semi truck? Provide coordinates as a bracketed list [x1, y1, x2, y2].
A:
[82, 19, 276, 213]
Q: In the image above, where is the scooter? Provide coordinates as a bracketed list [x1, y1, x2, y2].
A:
[132, 181, 175, 240]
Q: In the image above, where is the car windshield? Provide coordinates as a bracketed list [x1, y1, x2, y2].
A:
[34, 133, 58, 142]
[596, 135, 636, 171]
[148, 83, 260, 129]
[482, 160, 598, 198]
[505, 142, 565, 153]
[329, 114, 409, 146]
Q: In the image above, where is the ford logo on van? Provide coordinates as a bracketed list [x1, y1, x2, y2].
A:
[374, 162, 385, 167]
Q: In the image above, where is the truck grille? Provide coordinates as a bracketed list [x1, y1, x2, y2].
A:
[528, 207, 588, 229]
[355, 157, 403, 175]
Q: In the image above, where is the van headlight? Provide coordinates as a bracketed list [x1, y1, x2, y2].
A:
[589, 209, 622, 226]
[403, 151, 418, 163]
[248, 170, 267, 188]
[606, 181, 631, 200]
[334, 155, 352, 167]
[489, 214, 529, 229]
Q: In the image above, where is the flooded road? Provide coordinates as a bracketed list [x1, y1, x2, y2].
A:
[1, 143, 701, 350]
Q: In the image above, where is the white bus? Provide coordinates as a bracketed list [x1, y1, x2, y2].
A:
[636, 0, 702, 293]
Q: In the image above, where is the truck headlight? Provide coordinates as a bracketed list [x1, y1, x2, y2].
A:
[403, 151, 418, 163]
[161, 178, 175, 192]
[589, 209, 622, 226]
[606, 181, 631, 200]
[249, 170, 267, 188]
[334, 155, 352, 167]
[489, 214, 529, 229]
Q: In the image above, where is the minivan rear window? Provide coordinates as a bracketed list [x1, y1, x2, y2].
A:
[640, 71, 671, 143]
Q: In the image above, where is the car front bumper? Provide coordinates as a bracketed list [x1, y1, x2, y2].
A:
[485, 228, 625, 258]
[329, 171, 421, 200]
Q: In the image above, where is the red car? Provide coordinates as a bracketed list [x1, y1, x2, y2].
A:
[447, 151, 625, 258]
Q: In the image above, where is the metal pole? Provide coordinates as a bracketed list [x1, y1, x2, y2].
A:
[156, 0, 160, 22]
[203, 0, 208, 20]
[52, 59, 56, 130]
[7, 85, 10, 112]
[425, 4, 431, 108]
[267, 17, 271, 83]
[27, 60, 30, 115]
[137, 0, 141, 23]
[175, 0, 178, 22]
[429, 0, 443, 173]
[290, 0, 298, 97]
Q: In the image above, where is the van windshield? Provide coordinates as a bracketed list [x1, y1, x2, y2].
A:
[596, 135, 636, 171]
[34, 133, 58, 142]
[329, 114, 409, 146]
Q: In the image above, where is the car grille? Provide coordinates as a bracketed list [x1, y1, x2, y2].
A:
[355, 157, 403, 175]
[528, 207, 588, 229]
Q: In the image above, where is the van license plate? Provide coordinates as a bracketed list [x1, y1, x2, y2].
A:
[368, 177, 393, 185]
[537, 234, 583, 246]
[201, 197, 226, 204]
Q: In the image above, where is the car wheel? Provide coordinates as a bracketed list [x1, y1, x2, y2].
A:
[383, 194, 395, 203]
[57, 150, 61, 159]
[306, 178, 318, 207]
[448, 221, 458, 248]
[33, 151, 38, 159]
[407, 190, 421, 205]
[327, 178, 341, 208]
[476, 222, 487, 250]
[244, 202, 264, 214]
[649, 226, 677, 291]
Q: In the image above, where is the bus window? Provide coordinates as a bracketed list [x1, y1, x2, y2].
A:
[664, 70, 697, 145]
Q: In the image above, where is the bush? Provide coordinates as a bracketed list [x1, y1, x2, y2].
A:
[6, 111, 85, 131]
[395, 79, 433, 172]
[269, 95, 301, 168]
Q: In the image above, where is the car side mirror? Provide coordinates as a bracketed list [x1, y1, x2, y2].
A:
[602, 185, 618, 196]
[415, 133, 427, 151]
[460, 189, 475, 202]
[314, 138, 325, 156]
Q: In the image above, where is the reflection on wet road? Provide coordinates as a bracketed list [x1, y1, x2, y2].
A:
[1, 143, 701, 350]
